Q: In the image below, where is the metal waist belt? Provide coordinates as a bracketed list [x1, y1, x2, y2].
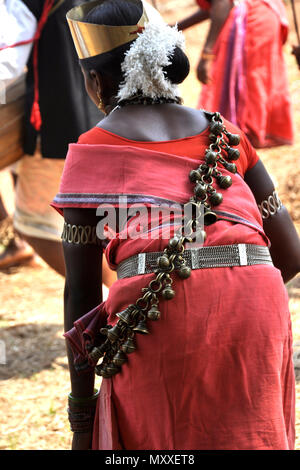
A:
[116, 244, 273, 280]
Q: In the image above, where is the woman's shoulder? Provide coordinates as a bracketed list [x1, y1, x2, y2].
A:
[77, 125, 130, 145]
[77, 127, 104, 144]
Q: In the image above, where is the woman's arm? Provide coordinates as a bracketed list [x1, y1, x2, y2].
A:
[202, 0, 232, 54]
[244, 160, 300, 283]
[197, 0, 232, 83]
[176, 8, 210, 32]
[63, 208, 103, 449]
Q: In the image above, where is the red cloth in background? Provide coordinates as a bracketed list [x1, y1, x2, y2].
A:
[197, 0, 293, 148]
[196, 0, 212, 10]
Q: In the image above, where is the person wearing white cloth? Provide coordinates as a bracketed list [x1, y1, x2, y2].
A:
[0, 0, 38, 269]
[0, 0, 36, 84]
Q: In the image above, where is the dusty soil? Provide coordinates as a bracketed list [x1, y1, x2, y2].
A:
[0, 0, 300, 450]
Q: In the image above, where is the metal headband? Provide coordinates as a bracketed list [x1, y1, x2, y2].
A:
[66, 0, 148, 59]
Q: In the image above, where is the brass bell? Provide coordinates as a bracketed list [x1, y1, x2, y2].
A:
[100, 326, 110, 336]
[227, 133, 240, 146]
[218, 175, 232, 189]
[205, 150, 218, 164]
[157, 255, 170, 270]
[224, 162, 237, 174]
[89, 345, 105, 363]
[189, 169, 201, 183]
[168, 236, 181, 250]
[210, 192, 223, 206]
[177, 265, 191, 279]
[227, 147, 240, 161]
[116, 306, 135, 324]
[95, 364, 111, 378]
[147, 304, 161, 321]
[210, 121, 223, 135]
[107, 324, 122, 343]
[204, 210, 217, 226]
[121, 336, 136, 354]
[194, 184, 206, 199]
[105, 362, 121, 375]
[112, 350, 128, 366]
[162, 285, 175, 300]
[133, 316, 150, 335]
[95, 364, 104, 376]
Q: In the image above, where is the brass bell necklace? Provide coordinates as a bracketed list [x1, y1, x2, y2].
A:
[88, 110, 241, 378]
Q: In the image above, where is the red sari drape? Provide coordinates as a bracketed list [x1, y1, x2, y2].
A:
[52, 123, 295, 450]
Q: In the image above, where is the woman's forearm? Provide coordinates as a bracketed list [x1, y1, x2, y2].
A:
[202, 0, 232, 52]
[176, 8, 210, 31]
[64, 280, 102, 398]
[62, 209, 104, 399]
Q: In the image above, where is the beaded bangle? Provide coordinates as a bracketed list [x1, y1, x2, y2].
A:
[67, 389, 99, 433]
[67, 405, 96, 433]
[68, 388, 99, 405]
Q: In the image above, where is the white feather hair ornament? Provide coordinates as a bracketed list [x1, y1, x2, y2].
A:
[117, 22, 185, 101]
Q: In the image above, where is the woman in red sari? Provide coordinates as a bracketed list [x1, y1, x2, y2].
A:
[176, 0, 293, 148]
[52, 0, 300, 450]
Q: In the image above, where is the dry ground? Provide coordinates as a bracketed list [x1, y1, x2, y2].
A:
[0, 0, 300, 450]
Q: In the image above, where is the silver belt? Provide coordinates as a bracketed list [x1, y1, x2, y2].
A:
[116, 244, 273, 280]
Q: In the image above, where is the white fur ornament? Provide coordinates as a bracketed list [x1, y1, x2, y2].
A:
[117, 22, 185, 101]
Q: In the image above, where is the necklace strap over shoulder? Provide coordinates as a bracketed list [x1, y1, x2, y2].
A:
[86, 112, 245, 379]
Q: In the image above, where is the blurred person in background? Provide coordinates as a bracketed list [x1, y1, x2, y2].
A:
[0, 0, 37, 268]
[292, 44, 300, 67]
[0, 0, 102, 276]
[176, 0, 293, 149]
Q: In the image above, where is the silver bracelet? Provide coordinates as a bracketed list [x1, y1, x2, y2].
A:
[61, 222, 102, 246]
[258, 190, 283, 220]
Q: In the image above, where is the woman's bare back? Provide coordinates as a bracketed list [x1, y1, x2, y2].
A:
[97, 104, 209, 142]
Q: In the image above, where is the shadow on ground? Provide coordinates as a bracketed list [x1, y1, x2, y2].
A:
[0, 323, 67, 380]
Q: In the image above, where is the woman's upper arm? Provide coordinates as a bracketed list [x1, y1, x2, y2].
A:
[245, 160, 300, 282]
[62, 208, 103, 300]
[244, 159, 275, 204]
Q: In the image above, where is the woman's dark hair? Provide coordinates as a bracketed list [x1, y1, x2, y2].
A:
[80, 0, 190, 94]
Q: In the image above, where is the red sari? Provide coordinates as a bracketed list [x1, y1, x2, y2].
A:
[196, 0, 293, 148]
[52, 122, 295, 450]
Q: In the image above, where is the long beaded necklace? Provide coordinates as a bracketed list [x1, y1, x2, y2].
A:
[88, 109, 241, 378]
